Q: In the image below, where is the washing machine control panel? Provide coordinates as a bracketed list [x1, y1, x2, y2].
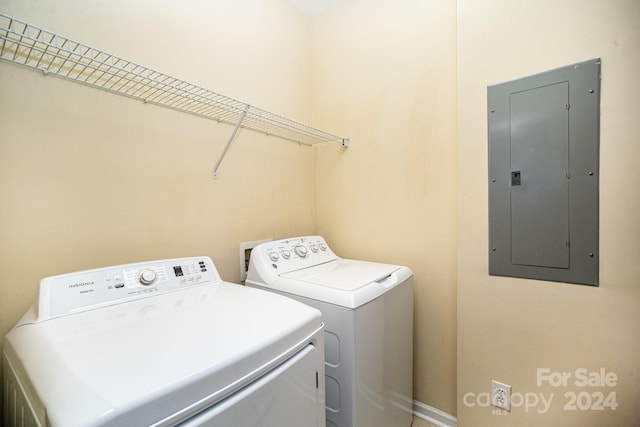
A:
[37, 256, 220, 321]
[249, 236, 339, 277]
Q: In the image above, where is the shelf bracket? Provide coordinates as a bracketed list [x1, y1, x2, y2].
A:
[212, 104, 250, 180]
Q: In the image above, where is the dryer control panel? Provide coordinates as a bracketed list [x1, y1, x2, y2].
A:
[36, 256, 220, 321]
[247, 236, 340, 280]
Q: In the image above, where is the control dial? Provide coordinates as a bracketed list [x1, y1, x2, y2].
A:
[310, 244, 319, 253]
[319, 243, 327, 251]
[138, 269, 157, 286]
[281, 249, 291, 259]
[294, 244, 308, 258]
[269, 252, 280, 262]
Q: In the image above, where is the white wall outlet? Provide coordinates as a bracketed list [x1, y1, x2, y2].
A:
[491, 380, 511, 411]
[239, 239, 271, 283]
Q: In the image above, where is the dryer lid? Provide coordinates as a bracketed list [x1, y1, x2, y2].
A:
[4, 282, 322, 427]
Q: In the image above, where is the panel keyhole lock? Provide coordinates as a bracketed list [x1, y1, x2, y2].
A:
[511, 171, 522, 186]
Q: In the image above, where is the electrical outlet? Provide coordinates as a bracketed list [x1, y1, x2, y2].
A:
[239, 239, 271, 283]
[491, 380, 511, 411]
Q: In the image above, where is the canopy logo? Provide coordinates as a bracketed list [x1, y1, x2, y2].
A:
[463, 367, 618, 415]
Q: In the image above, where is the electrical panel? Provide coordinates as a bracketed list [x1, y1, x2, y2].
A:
[488, 59, 600, 285]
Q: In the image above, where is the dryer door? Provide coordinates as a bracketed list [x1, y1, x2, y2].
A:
[179, 344, 324, 427]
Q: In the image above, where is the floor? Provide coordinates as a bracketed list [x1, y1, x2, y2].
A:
[412, 416, 441, 427]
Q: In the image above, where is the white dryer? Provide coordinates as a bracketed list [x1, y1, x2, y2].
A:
[246, 236, 413, 427]
[3, 256, 325, 427]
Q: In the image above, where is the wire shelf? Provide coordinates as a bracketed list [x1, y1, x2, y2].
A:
[0, 13, 349, 176]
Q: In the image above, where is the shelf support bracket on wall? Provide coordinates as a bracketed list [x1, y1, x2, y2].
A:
[213, 104, 250, 180]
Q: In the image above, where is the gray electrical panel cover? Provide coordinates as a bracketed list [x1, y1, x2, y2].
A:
[488, 59, 600, 286]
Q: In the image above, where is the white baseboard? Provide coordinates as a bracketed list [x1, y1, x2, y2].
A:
[413, 400, 457, 427]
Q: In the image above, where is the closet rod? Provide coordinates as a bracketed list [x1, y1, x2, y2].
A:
[0, 13, 349, 177]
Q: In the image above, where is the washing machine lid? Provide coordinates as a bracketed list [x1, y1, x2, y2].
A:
[4, 282, 322, 427]
[274, 259, 412, 308]
[282, 259, 398, 290]
[246, 237, 414, 309]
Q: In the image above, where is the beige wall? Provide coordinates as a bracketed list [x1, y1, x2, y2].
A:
[457, 0, 640, 426]
[0, 0, 317, 340]
[311, 0, 458, 415]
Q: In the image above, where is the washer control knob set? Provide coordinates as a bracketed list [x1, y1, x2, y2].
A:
[138, 269, 157, 286]
[262, 239, 331, 266]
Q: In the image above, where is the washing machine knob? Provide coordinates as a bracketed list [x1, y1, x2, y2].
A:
[138, 269, 157, 285]
[319, 243, 327, 251]
[281, 250, 291, 259]
[310, 244, 319, 253]
[269, 252, 280, 262]
[294, 244, 308, 258]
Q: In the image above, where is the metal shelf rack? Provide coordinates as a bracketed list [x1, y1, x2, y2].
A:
[0, 13, 349, 179]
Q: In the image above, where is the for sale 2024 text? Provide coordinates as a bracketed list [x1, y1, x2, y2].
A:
[537, 368, 618, 411]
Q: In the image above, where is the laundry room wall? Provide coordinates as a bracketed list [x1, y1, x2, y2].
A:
[0, 0, 319, 342]
[457, 0, 640, 426]
[311, 0, 459, 417]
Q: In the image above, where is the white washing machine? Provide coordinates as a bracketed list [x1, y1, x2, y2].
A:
[3, 256, 325, 427]
[246, 236, 413, 427]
